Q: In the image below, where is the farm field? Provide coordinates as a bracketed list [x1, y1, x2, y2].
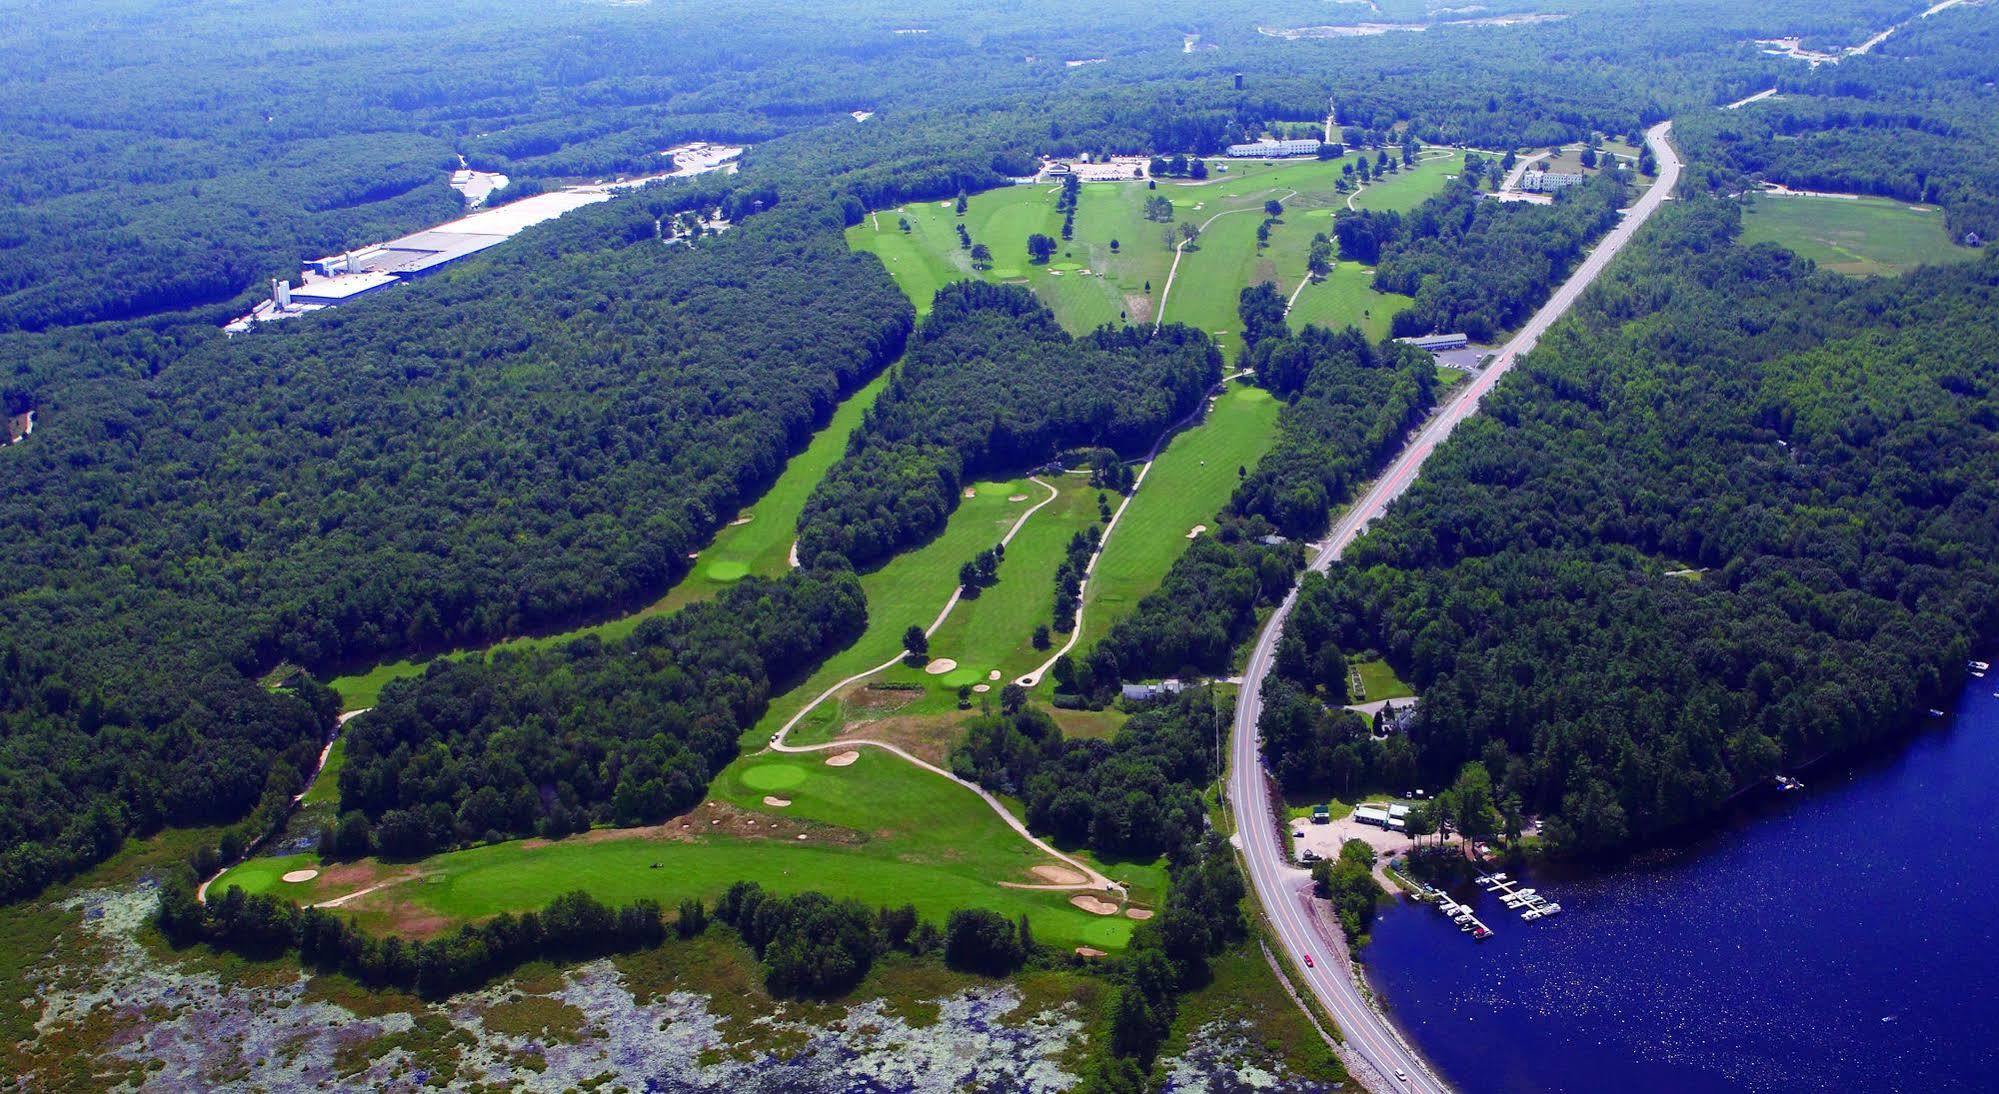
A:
[327, 370, 892, 709]
[849, 148, 1460, 356]
[213, 748, 1145, 953]
[1740, 193, 1975, 277]
[1055, 383, 1282, 677]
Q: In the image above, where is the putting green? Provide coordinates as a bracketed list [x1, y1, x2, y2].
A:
[703, 560, 750, 582]
[939, 667, 984, 688]
[991, 267, 1024, 279]
[740, 763, 808, 791]
[1049, 261, 1084, 271]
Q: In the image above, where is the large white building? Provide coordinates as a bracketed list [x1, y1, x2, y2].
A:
[1225, 138, 1322, 158]
[1523, 169, 1587, 192]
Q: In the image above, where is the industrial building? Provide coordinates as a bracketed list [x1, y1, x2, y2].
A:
[1225, 138, 1322, 158]
[1522, 169, 1586, 192]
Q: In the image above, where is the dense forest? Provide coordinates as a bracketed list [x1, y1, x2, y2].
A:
[1287, 199, 1999, 854]
[798, 282, 1219, 568]
[1346, 169, 1631, 340]
[328, 572, 864, 860]
[0, 205, 907, 899]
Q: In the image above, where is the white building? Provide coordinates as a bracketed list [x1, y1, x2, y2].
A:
[1225, 138, 1322, 158]
[1523, 170, 1586, 192]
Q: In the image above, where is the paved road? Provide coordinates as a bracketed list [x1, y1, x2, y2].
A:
[1225, 121, 1681, 1094]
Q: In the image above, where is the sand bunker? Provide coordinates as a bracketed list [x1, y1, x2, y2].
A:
[924, 658, 959, 675]
[1186, 524, 1207, 538]
[727, 513, 754, 526]
[963, 487, 978, 498]
[973, 684, 990, 693]
[824, 750, 861, 767]
[1009, 494, 1030, 502]
[281, 869, 320, 884]
[1070, 894, 1120, 916]
[1075, 946, 1108, 958]
[796, 833, 809, 840]
[988, 670, 1002, 680]
[1033, 865, 1089, 886]
[1125, 908, 1154, 921]
[762, 796, 792, 807]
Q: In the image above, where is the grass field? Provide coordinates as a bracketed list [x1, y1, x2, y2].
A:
[1353, 658, 1416, 702]
[850, 150, 1465, 357]
[328, 371, 892, 709]
[1740, 193, 1976, 277]
[1056, 383, 1282, 675]
[214, 747, 1144, 952]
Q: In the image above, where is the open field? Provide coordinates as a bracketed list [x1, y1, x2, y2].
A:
[214, 748, 1142, 952]
[1057, 383, 1282, 674]
[1287, 262, 1409, 339]
[1740, 193, 1975, 277]
[852, 150, 1464, 352]
[1349, 149, 1462, 212]
[753, 476, 1075, 747]
[328, 371, 892, 709]
[1353, 657, 1416, 702]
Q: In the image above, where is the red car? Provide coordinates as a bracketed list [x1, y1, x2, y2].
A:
[1303, 954, 1315, 968]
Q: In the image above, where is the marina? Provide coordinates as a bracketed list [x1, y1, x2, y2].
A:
[1477, 872, 1562, 921]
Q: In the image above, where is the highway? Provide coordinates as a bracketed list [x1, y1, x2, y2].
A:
[1225, 120, 1681, 1094]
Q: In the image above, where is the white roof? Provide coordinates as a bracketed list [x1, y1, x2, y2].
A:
[290, 271, 397, 301]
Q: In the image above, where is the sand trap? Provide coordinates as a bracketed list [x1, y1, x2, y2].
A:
[1075, 946, 1107, 958]
[1008, 494, 1030, 502]
[1070, 894, 1120, 916]
[1186, 524, 1207, 539]
[1033, 865, 1089, 885]
[763, 796, 792, 807]
[824, 750, 861, 767]
[973, 684, 990, 693]
[281, 869, 320, 884]
[1125, 908, 1154, 921]
[924, 658, 959, 676]
[963, 487, 978, 498]
[988, 670, 1002, 680]
[796, 833, 808, 840]
[727, 514, 753, 526]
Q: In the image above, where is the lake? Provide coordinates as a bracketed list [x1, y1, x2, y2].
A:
[1364, 677, 1999, 1092]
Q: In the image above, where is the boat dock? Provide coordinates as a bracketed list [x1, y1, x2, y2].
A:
[1478, 872, 1562, 921]
[1422, 885, 1493, 940]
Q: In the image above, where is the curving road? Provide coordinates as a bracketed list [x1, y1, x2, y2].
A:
[1225, 121, 1681, 1094]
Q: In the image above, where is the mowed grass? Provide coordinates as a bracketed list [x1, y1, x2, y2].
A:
[328, 371, 892, 709]
[1060, 383, 1282, 671]
[1740, 193, 1976, 277]
[1286, 262, 1409, 341]
[752, 478, 1053, 748]
[1353, 658, 1416, 702]
[215, 748, 1140, 952]
[1349, 149, 1462, 212]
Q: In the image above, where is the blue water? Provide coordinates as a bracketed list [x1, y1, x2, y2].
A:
[1365, 679, 1999, 1093]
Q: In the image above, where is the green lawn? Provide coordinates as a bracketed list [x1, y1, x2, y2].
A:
[1353, 658, 1416, 702]
[215, 748, 1140, 953]
[1741, 193, 1976, 277]
[1058, 384, 1282, 675]
[755, 477, 1059, 748]
[328, 371, 892, 710]
[1350, 150, 1463, 212]
[1286, 262, 1409, 340]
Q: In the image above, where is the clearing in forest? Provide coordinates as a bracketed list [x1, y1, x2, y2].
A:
[1739, 193, 1976, 278]
[212, 748, 1145, 952]
[847, 149, 1460, 355]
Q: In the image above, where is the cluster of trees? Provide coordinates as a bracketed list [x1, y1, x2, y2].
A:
[954, 688, 1219, 861]
[1286, 198, 1999, 855]
[1310, 839, 1383, 953]
[714, 882, 900, 997]
[1145, 154, 1208, 180]
[160, 878, 665, 999]
[1357, 169, 1630, 339]
[797, 282, 1219, 569]
[1238, 323, 1439, 539]
[959, 543, 1005, 598]
[1052, 527, 1102, 633]
[327, 572, 864, 859]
